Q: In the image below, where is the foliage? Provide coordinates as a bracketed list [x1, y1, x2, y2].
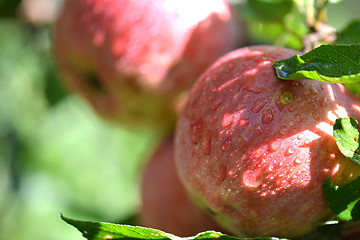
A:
[2, 0, 360, 240]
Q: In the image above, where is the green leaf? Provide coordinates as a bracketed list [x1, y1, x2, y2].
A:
[273, 44, 360, 83]
[336, 19, 360, 44]
[323, 177, 360, 221]
[241, 0, 293, 23]
[61, 215, 285, 240]
[333, 117, 360, 165]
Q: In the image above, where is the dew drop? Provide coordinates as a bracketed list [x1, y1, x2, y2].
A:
[254, 124, 263, 135]
[320, 97, 327, 107]
[262, 109, 274, 124]
[239, 119, 249, 127]
[269, 141, 281, 152]
[279, 125, 288, 135]
[190, 120, 203, 143]
[310, 86, 318, 95]
[211, 96, 224, 110]
[269, 159, 278, 171]
[288, 106, 295, 112]
[275, 98, 285, 111]
[217, 164, 227, 182]
[297, 133, 304, 140]
[222, 138, 232, 152]
[295, 114, 303, 122]
[285, 146, 295, 156]
[222, 113, 233, 127]
[242, 168, 263, 188]
[251, 98, 267, 113]
[237, 103, 246, 111]
[202, 130, 212, 155]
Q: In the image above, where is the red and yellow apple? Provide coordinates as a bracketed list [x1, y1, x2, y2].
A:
[139, 137, 225, 237]
[53, 0, 238, 129]
[174, 45, 360, 238]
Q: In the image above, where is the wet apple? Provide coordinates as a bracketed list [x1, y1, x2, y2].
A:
[175, 45, 360, 238]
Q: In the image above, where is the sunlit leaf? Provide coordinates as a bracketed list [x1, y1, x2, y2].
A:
[323, 177, 360, 221]
[61, 215, 285, 240]
[333, 117, 360, 164]
[273, 44, 360, 83]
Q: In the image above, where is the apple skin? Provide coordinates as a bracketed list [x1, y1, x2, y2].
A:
[53, 0, 238, 129]
[174, 45, 360, 238]
[139, 137, 226, 237]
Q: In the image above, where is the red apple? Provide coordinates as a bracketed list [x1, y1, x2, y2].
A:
[53, 0, 238, 129]
[140, 137, 225, 237]
[174, 45, 360, 238]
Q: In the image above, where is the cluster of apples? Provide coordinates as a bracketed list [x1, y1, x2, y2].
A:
[53, 0, 360, 238]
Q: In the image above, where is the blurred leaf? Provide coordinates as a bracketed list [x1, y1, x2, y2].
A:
[31, 96, 160, 220]
[241, 0, 293, 23]
[61, 215, 285, 240]
[242, 0, 305, 49]
[336, 19, 360, 44]
[273, 44, 360, 83]
[333, 117, 360, 164]
[0, 0, 22, 17]
[323, 177, 360, 221]
[44, 65, 68, 106]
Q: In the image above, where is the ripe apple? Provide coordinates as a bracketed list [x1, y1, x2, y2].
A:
[53, 0, 238, 129]
[139, 137, 225, 236]
[174, 45, 360, 238]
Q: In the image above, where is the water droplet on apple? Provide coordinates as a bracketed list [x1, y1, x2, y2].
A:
[237, 103, 246, 111]
[251, 98, 267, 113]
[279, 125, 288, 135]
[202, 130, 212, 155]
[285, 146, 295, 156]
[269, 141, 281, 152]
[262, 109, 274, 124]
[275, 98, 285, 111]
[239, 119, 249, 127]
[211, 96, 224, 110]
[310, 86, 318, 95]
[320, 97, 327, 107]
[222, 113, 233, 127]
[295, 114, 303, 122]
[190, 120, 203, 143]
[242, 168, 263, 188]
[254, 124, 263, 135]
[217, 164, 227, 182]
[222, 137, 232, 152]
[288, 106, 295, 112]
[297, 133, 304, 140]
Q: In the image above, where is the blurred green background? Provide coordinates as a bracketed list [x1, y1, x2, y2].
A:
[0, 0, 359, 239]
